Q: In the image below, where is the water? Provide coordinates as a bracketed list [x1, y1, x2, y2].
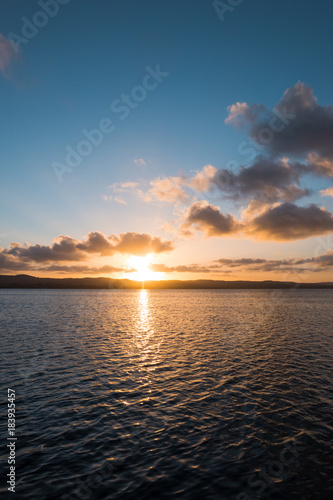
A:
[0, 289, 332, 499]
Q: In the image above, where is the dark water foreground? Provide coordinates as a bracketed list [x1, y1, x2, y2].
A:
[0, 289, 332, 499]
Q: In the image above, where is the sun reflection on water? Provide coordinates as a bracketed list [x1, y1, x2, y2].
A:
[132, 290, 161, 383]
[137, 289, 150, 334]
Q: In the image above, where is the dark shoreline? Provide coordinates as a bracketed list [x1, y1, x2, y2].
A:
[1, 274, 333, 289]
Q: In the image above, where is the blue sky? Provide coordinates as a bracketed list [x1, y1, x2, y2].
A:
[1, 0, 333, 280]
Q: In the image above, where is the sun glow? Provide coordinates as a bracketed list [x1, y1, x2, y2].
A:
[127, 254, 165, 281]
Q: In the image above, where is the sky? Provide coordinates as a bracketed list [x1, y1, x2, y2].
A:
[1, 0, 333, 282]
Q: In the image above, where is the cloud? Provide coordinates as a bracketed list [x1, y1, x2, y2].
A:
[143, 168, 217, 204]
[150, 263, 215, 274]
[321, 187, 333, 198]
[215, 256, 303, 273]
[307, 154, 333, 178]
[145, 165, 219, 202]
[76, 232, 116, 255]
[41, 264, 126, 275]
[247, 203, 333, 241]
[0, 231, 175, 272]
[0, 251, 31, 271]
[113, 156, 316, 211]
[308, 251, 333, 268]
[109, 181, 138, 193]
[113, 232, 174, 255]
[215, 251, 333, 273]
[180, 199, 333, 242]
[76, 231, 175, 257]
[99, 84, 333, 246]
[212, 157, 310, 205]
[226, 82, 333, 160]
[103, 193, 127, 204]
[108, 158, 311, 209]
[5, 236, 85, 262]
[145, 176, 190, 203]
[113, 197, 127, 205]
[225, 102, 266, 127]
[187, 165, 218, 192]
[151, 250, 333, 276]
[114, 165, 219, 205]
[115, 154, 331, 214]
[182, 201, 241, 237]
[133, 158, 146, 166]
[0, 34, 16, 76]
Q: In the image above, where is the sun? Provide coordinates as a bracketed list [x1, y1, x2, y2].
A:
[127, 254, 164, 281]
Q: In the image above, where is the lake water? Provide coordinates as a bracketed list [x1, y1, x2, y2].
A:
[0, 289, 332, 499]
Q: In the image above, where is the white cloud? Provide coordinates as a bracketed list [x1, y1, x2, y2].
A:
[114, 197, 127, 205]
[133, 158, 146, 166]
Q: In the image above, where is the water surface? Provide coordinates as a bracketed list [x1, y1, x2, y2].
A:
[0, 289, 332, 499]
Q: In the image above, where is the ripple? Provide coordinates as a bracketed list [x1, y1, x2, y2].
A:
[0, 289, 332, 499]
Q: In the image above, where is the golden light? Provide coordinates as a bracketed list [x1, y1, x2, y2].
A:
[127, 254, 165, 281]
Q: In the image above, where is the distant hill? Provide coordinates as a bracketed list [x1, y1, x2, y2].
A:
[0, 274, 333, 289]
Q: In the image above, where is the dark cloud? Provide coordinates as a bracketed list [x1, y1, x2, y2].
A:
[247, 203, 333, 241]
[226, 82, 333, 160]
[182, 201, 241, 237]
[4, 236, 84, 262]
[308, 251, 333, 268]
[181, 200, 333, 242]
[0, 252, 31, 271]
[212, 157, 310, 204]
[77, 232, 116, 255]
[215, 251, 333, 273]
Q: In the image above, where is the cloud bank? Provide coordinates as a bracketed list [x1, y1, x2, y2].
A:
[150, 251, 333, 276]
[180, 201, 333, 241]
[0, 232, 174, 273]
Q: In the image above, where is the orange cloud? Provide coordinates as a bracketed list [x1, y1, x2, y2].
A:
[147, 176, 189, 203]
[308, 154, 333, 178]
[321, 187, 333, 198]
[0, 231, 175, 272]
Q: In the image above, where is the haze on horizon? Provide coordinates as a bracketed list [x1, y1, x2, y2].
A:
[1, 0, 333, 282]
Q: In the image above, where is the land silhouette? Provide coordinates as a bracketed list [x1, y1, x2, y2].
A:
[1, 274, 332, 289]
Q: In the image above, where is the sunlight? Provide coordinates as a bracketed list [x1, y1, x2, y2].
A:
[127, 254, 165, 281]
[133, 289, 161, 376]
